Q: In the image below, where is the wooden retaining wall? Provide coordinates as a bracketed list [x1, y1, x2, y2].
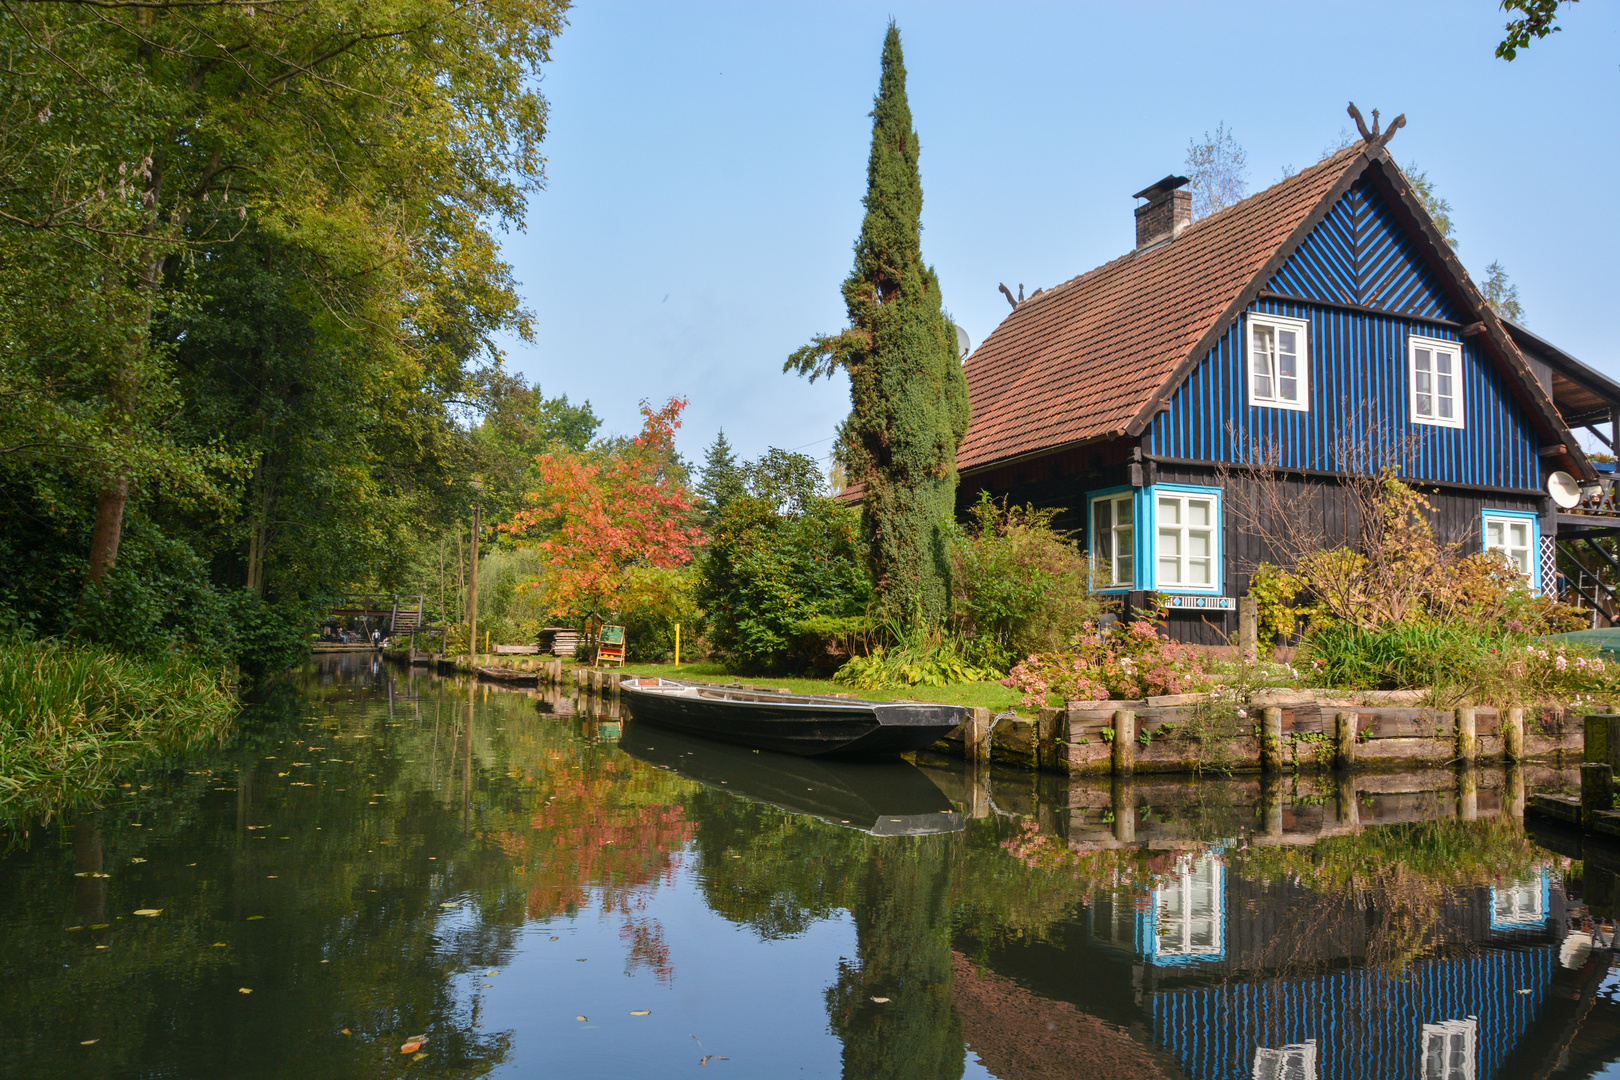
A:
[938, 692, 1582, 776]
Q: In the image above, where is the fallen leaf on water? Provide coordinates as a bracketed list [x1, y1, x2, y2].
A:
[439, 902, 459, 908]
[870, 997, 890, 1003]
[549, 936, 559, 941]
[1518, 988, 1534, 994]
[700, 1056, 729, 1064]
[130, 858, 146, 864]
[485, 970, 498, 976]
[89, 923, 109, 930]
[246, 915, 265, 921]
[575, 1016, 587, 1022]
[399, 1040, 423, 1054]
[132, 909, 161, 917]
[74, 872, 110, 879]
[80, 1039, 98, 1046]
[481, 983, 493, 988]
[576, 958, 587, 962]
[630, 1010, 650, 1016]
[212, 942, 227, 947]
[340, 1029, 351, 1036]
[238, 988, 252, 995]
[95, 945, 108, 950]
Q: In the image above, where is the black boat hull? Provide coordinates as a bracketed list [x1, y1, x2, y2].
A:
[620, 682, 964, 758]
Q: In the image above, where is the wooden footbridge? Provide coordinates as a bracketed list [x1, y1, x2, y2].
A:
[326, 593, 427, 637]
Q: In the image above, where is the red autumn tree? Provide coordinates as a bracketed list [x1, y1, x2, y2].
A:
[504, 396, 703, 619]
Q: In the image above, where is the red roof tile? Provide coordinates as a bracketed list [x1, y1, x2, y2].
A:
[957, 147, 1364, 473]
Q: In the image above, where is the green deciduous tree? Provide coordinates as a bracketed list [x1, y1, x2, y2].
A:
[695, 450, 871, 674]
[784, 24, 969, 630]
[1497, 0, 1577, 59]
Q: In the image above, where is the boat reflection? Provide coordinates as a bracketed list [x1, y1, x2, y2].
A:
[620, 723, 964, 836]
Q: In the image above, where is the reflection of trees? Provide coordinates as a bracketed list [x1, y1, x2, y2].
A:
[825, 835, 964, 1080]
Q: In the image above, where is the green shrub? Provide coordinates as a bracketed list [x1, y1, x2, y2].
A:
[833, 627, 996, 690]
[949, 492, 1104, 672]
[1300, 619, 1620, 706]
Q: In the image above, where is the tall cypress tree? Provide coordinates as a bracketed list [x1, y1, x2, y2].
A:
[786, 22, 970, 628]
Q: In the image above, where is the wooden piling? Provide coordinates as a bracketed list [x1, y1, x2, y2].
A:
[1237, 596, 1258, 660]
[1456, 707, 1477, 763]
[964, 707, 991, 763]
[1503, 706, 1525, 761]
[1259, 707, 1283, 773]
[1334, 711, 1357, 768]
[1111, 710, 1135, 776]
[1583, 762, 1614, 826]
[1260, 778, 1283, 837]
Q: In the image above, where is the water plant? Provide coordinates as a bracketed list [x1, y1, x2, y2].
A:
[0, 635, 236, 823]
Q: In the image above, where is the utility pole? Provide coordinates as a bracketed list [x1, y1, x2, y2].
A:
[467, 478, 483, 665]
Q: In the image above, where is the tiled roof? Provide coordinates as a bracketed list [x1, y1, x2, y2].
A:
[957, 147, 1365, 473]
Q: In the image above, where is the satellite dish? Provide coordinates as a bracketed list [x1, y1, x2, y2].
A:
[1548, 470, 1581, 509]
[952, 323, 971, 362]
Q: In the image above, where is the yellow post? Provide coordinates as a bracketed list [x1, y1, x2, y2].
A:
[674, 623, 681, 667]
[485, 629, 490, 654]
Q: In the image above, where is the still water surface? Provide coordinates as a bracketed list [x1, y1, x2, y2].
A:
[2, 655, 1618, 1079]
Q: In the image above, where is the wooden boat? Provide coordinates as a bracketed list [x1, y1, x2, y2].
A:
[620, 726, 963, 835]
[476, 665, 540, 685]
[618, 676, 966, 758]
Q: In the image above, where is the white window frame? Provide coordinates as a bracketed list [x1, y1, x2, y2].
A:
[1090, 491, 1135, 589]
[1409, 334, 1465, 429]
[1154, 489, 1220, 592]
[1247, 313, 1310, 411]
[1421, 1018, 1477, 1080]
[1482, 510, 1538, 589]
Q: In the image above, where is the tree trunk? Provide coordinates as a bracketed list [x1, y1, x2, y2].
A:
[86, 478, 129, 586]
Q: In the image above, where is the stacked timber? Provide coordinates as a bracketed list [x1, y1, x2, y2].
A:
[538, 627, 581, 657]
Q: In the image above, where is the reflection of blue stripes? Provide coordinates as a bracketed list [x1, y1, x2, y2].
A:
[1148, 947, 1556, 1080]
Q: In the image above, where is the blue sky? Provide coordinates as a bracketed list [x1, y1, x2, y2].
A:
[496, 0, 1620, 468]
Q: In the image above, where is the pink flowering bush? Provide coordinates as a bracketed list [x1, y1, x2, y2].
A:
[1001, 618, 1206, 709]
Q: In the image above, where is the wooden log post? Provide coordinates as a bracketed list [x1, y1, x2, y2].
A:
[1503, 706, 1525, 761]
[1038, 707, 1064, 771]
[1456, 707, 1477, 764]
[1582, 762, 1615, 827]
[1111, 778, 1135, 843]
[1237, 596, 1259, 661]
[1111, 710, 1135, 776]
[964, 707, 991, 763]
[1334, 711, 1357, 769]
[1260, 707, 1283, 774]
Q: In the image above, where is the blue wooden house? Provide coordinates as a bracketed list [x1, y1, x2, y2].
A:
[957, 127, 1618, 638]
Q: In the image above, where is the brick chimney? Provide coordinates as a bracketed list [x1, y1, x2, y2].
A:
[1133, 174, 1192, 249]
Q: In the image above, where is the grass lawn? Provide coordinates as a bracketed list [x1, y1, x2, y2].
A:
[608, 660, 1021, 712]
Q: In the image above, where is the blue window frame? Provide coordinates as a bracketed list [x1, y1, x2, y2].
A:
[1086, 483, 1224, 594]
[1480, 508, 1539, 591]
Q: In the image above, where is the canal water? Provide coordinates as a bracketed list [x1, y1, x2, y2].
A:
[1, 655, 1617, 1079]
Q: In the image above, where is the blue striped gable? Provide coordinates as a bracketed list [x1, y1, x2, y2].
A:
[1147, 174, 1542, 490]
[1267, 177, 1460, 322]
[1147, 300, 1540, 489]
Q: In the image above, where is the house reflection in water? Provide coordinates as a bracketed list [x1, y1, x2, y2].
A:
[961, 852, 1583, 1080]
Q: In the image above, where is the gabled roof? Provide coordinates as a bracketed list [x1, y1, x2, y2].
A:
[1505, 318, 1620, 429]
[958, 143, 1590, 480]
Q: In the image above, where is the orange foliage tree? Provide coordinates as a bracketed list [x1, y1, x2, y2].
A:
[502, 397, 703, 619]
